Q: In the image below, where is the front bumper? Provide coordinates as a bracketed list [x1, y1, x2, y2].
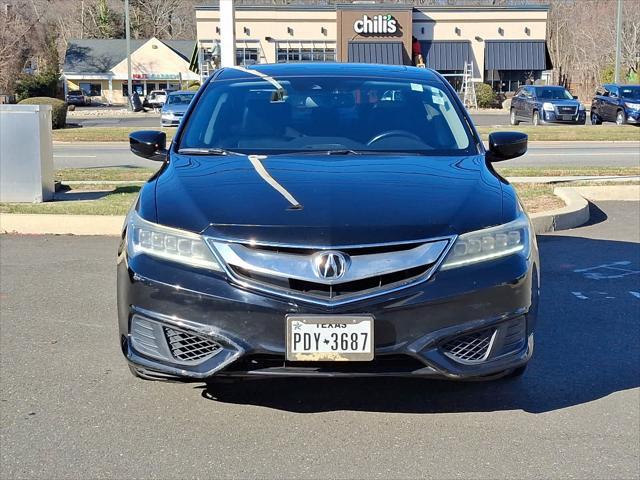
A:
[542, 109, 586, 124]
[160, 116, 182, 127]
[624, 109, 640, 123]
[117, 238, 539, 381]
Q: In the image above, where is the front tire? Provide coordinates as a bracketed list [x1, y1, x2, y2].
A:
[532, 110, 540, 126]
[510, 109, 520, 126]
[616, 110, 627, 125]
[591, 111, 602, 125]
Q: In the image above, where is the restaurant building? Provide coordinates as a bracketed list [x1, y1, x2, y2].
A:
[195, 3, 550, 93]
[62, 37, 199, 104]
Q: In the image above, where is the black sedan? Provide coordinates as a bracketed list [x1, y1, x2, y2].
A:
[118, 63, 539, 383]
[510, 85, 586, 126]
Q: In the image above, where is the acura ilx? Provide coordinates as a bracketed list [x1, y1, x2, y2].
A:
[118, 63, 539, 382]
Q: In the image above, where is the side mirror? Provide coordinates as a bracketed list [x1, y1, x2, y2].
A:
[573, 95, 579, 100]
[130, 130, 168, 161]
[486, 131, 527, 162]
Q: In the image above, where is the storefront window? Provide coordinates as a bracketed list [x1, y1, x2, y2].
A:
[276, 42, 336, 63]
[122, 82, 144, 97]
[438, 71, 464, 93]
[79, 82, 102, 97]
[484, 70, 541, 93]
[236, 47, 259, 66]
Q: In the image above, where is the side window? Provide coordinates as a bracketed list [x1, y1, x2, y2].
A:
[609, 87, 618, 98]
[525, 87, 534, 98]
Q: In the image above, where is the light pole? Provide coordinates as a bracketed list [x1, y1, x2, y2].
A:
[614, 0, 622, 83]
[219, 0, 236, 68]
[125, 0, 133, 109]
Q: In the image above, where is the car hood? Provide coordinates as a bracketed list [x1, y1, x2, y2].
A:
[543, 99, 580, 107]
[162, 105, 188, 114]
[154, 153, 505, 245]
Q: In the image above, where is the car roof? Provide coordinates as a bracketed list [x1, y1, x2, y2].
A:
[215, 63, 443, 84]
[604, 83, 640, 88]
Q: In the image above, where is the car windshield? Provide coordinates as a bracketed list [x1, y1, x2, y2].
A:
[179, 74, 475, 155]
[167, 93, 194, 105]
[534, 87, 573, 100]
[620, 86, 640, 100]
[69, 90, 82, 96]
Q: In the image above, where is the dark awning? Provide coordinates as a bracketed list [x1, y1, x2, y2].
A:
[419, 41, 471, 71]
[485, 40, 548, 70]
[347, 41, 404, 65]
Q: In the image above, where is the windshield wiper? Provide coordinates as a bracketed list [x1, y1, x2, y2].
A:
[325, 149, 362, 155]
[177, 147, 243, 156]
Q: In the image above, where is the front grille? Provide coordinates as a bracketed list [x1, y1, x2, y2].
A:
[441, 328, 496, 364]
[163, 327, 222, 363]
[557, 106, 577, 115]
[209, 237, 452, 305]
[232, 264, 431, 300]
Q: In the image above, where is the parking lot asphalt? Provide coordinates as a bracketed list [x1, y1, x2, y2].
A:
[53, 141, 640, 170]
[1, 201, 638, 479]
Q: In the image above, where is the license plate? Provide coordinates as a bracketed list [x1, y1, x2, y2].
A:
[286, 315, 374, 361]
[562, 114, 574, 120]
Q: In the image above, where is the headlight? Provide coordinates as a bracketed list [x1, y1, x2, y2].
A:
[579, 103, 585, 111]
[440, 212, 530, 270]
[126, 210, 223, 271]
[162, 112, 175, 118]
[625, 102, 640, 110]
[542, 102, 555, 112]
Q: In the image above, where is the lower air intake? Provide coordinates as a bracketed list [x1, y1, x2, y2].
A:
[163, 327, 222, 363]
[441, 328, 496, 364]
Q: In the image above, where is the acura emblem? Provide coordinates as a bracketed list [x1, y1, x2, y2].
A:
[313, 251, 349, 280]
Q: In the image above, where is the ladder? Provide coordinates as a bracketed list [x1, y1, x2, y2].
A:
[462, 62, 477, 109]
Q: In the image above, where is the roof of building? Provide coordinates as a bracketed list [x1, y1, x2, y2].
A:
[62, 38, 195, 74]
[195, 2, 549, 12]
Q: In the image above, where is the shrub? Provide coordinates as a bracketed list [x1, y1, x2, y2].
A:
[186, 81, 201, 91]
[476, 83, 496, 109]
[14, 70, 60, 102]
[19, 97, 68, 129]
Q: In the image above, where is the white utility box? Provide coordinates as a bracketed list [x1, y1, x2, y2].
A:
[0, 104, 54, 202]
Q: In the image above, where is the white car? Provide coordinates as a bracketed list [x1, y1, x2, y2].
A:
[144, 90, 169, 109]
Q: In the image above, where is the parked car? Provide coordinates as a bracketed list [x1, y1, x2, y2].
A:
[66, 90, 91, 106]
[510, 85, 586, 126]
[590, 84, 640, 125]
[120, 63, 539, 383]
[144, 90, 169, 109]
[160, 91, 195, 126]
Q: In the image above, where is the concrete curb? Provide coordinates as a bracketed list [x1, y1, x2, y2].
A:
[530, 187, 590, 233]
[0, 214, 124, 236]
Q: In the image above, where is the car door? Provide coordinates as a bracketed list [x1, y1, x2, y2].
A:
[511, 88, 524, 118]
[591, 87, 604, 118]
[604, 86, 619, 121]
[523, 86, 535, 120]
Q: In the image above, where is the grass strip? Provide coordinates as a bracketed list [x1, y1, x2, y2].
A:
[1, 183, 576, 216]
